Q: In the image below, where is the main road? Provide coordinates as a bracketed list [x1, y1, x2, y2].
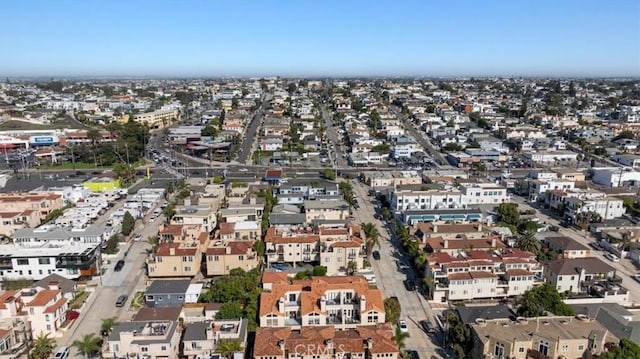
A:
[350, 180, 444, 357]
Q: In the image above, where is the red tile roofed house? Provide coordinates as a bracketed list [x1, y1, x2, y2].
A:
[205, 241, 259, 276]
[23, 288, 67, 337]
[0, 209, 40, 237]
[147, 242, 202, 278]
[426, 248, 543, 302]
[0, 193, 63, 221]
[259, 276, 385, 330]
[253, 324, 399, 359]
[264, 167, 283, 183]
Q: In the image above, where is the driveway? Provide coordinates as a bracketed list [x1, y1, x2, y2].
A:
[350, 180, 443, 356]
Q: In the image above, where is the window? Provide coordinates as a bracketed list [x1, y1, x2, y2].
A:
[239, 255, 244, 261]
[46, 324, 51, 331]
[38, 258, 51, 265]
[29, 308, 34, 315]
[578, 345, 584, 351]
[494, 343, 504, 357]
[518, 347, 525, 353]
[16, 259, 28, 266]
[160, 346, 167, 351]
[45, 314, 50, 322]
[538, 341, 549, 356]
[146, 295, 154, 301]
[184, 266, 191, 272]
[214, 256, 219, 261]
[561, 344, 569, 352]
[141, 347, 148, 353]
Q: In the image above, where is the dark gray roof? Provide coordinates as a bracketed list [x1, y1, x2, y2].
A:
[569, 303, 632, 320]
[145, 280, 191, 295]
[269, 213, 306, 225]
[544, 258, 615, 276]
[183, 321, 210, 341]
[589, 305, 640, 344]
[455, 304, 514, 324]
[32, 274, 77, 294]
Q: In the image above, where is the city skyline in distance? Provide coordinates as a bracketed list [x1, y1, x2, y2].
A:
[2, 0, 639, 78]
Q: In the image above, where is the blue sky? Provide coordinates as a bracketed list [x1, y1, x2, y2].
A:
[1, 0, 639, 77]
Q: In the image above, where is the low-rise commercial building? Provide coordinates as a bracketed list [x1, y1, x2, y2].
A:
[132, 109, 179, 128]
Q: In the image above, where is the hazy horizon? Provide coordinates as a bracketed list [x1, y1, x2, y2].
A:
[2, 0, 639, 78]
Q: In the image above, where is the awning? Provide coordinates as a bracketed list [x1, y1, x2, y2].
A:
[0, 144, 16, 149]
[468, 214, 482, 219]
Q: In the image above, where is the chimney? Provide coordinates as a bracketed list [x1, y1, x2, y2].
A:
[433, 224, 438, 233]
[278, 340, 285, 351]
[477, 223, 482, 232]
[491, 237, 496, 248]
[444, 239, 449, 249]
[48, 281, 60, 290]
[365, 337, 373, 349]
[169, 246, 176, 256]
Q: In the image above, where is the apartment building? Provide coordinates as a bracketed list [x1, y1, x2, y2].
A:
[427, 249, 543, 302]
[0, 193, 63, 222]
[23, 287, 68, 338]
[0, 242, 99, 281]
[0, 210, 40, 237]
[172, 206, 217, 233]
[147, 242, 201, 278]
[303, 200, 350, 223]
[104, 320, 181, 359]
[265, 225, 366, 275]
[131, 108, 179, 128]
[563, 196, 625, 223]
[528, 179, 575, 202]
[182, 319, 248, 359]
[391, 186, 508, 212]
[543, 258, 628, 304]
[0, 317, 31, 359]
[204, 241, 259, 276]
[259, 276, 385, 329]
[470, 316, 613, 359]
[253, 324, 400, 359]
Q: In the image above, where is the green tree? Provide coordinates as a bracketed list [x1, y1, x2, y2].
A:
[496, 203, 520, 226]
[252, 241, 265, 257]
[392, 326, 410, 350]
[516, 283, 574, 317]
[31, 333, 56, 359]
[323, 168, 336, 180]
[312, 265, 327, 276]
[517, 229, 542, 254]
[361, 222, 380, 256]
[599, 338, 640, 359]
[346, 260, 358, 275]
[101, 317, 116, 334]
[201, 125, 219, 137]
[71, 333, 102, 359]
[384, 297, 401, 324]
[215, 340, 244, 359]
[215, 302, 244, 319]
[121, 211, 135, 236]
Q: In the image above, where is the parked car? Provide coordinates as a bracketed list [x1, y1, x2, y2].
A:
[404, 350, 420, 359]
[54, 347, 70, 359]
[589, 242, 602, 250]
[634, 273, 640, 283]
[396, 260, 410, 271]
[133, 234, 142, 241]
[115, 294, 128, 307]
[420, 320, 436, 334]
[114, 260, 125, 272]
[271, 264, 288, 272]
[398, 319, 409, 333]
[372, 250, 381, 260]
[604, 253, 620, 262]
[404, 279, 416, 291]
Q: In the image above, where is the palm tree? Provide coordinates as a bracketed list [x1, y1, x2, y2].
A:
[215, 340, 243, 359]
[392, 326, 410, 350]
[101, 317, 116, 335]
[71, 333, 102, 359]
[361, 222, 380, 256]
[383, 297, 401, 325]
[31, 333, 56, 359]
[517, 229, 541, 254]
[346, 260, 358, 275]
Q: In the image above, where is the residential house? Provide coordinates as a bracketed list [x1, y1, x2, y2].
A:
[23, 288, 67, 338]
[182, 319, 248, 359]
[611, 154, 640, 168]
[253, 324, 400, 359]
[205, 241, 259, 276]
[259, 276, 385, 329]
[172, 206, 217, 233]
[470, 316, 614, 359]
[0, 193, 64, 222]
[147, 242, 202, 278]
[543, 235, 591, 259]
[104, 320, 181, 359]
[144, 280, 191, 308]
[0, 210, 40, 237]
[544, 258, 628, 304]
[304, 200, 350, 223]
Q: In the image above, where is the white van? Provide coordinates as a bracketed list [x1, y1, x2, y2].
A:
[54, 347, 70, 359]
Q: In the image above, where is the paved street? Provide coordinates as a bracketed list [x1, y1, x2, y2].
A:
[320, 105, 348, 168]
[350, 180, 443, 358]
[237, 94, 271, 164]
[510, 195, 640, 304]
[393, 107, 448, 166]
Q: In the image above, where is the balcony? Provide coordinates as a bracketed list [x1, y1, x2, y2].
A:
[284, 318, 302, 326]
[325, 297, 341, 306]
[56, 256, 97, 269]
[327, 316, 342, 324]
[284, 301, 299, 307]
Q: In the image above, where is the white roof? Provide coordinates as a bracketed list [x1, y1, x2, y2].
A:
[233, 221, 259, 230]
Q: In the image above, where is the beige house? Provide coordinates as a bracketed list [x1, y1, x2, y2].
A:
[0, 210, 40, 237]
[172, 206, 217, 233]
[205, 241, 259, 276]
[304, 200, 349, 223]
[218, 221, 260, 242]
[181, 319, 248, 359]
[23, 288, 67, 338]
[131, 109, 178, 128]
[543, 235, 591, 259]
[157, 224, 210, 251]
[259, 276, 385, 330]
[0, 193, 63, 222]
[253, 324, 399, 359]
[104, 320, 181, 359]
[470, 316, 615, 359]
[147, 242, 202, 278]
